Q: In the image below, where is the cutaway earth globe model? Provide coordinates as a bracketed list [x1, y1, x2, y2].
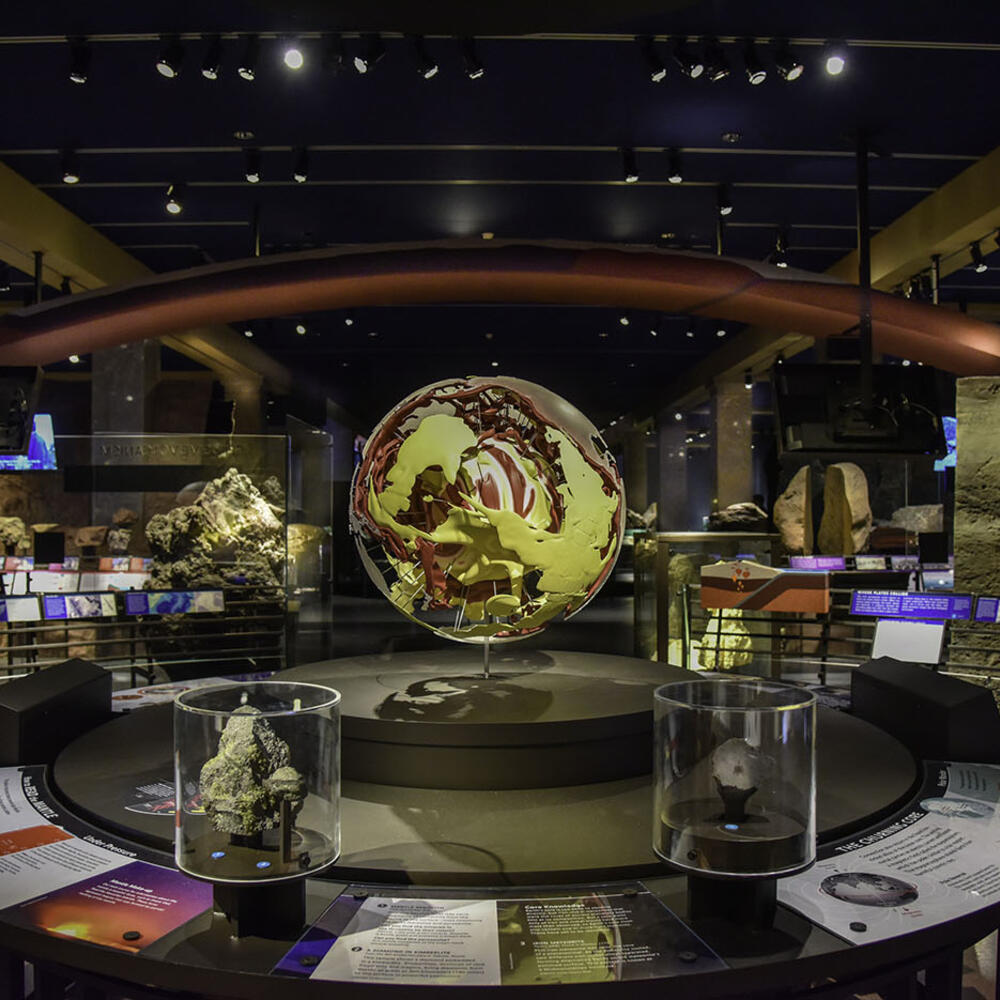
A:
[350, 376, 625, 643]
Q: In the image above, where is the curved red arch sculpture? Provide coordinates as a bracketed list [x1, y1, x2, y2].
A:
[1, 241, 998, 374]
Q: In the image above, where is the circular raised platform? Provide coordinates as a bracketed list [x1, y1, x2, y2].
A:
[284, 648, 690, 788]
[52, 651, 919, 885]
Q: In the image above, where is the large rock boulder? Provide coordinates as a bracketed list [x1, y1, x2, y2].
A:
[817, 462, 872, 555]
[0, 516, 29, 552]
[707, 502, 768, 532]
[145, 467, 284, 593]
[773, 466, 813, 554]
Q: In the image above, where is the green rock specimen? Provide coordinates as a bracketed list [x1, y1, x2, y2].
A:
[199, 706, 305, 836]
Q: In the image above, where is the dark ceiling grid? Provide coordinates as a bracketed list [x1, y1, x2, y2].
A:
[0, 0, 997, 425]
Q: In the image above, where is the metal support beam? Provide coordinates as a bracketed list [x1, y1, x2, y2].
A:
[828, 142, 1000, 289]
[856, 132, 873, 414]
[0, 160, 291, 391]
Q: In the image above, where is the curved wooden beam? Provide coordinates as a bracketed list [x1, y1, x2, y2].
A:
[1, 240, 998, 375]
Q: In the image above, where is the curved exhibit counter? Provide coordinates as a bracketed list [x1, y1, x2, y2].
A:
[1, 651, 998, 999]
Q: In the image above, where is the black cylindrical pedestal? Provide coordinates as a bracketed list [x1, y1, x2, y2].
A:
[213, 879, 305, 939]
[687, 874, 777, 928]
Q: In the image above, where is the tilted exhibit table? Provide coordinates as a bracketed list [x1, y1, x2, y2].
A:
[0, 651, 997, 998]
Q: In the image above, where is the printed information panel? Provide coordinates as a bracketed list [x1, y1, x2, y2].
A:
[778, 762, 1000, 944]
[974, 597, 1000, 624]
[275, 886, 726, 986]
[0, 766, 211, 952]
[850, 590, 972, 621]
[789, 556, 847, 571]
[123, 590, 225, 616]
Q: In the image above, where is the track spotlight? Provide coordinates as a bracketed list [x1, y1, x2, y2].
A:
[68, 354, 81, 364]
[243, 324, 254, 338]
[61, 150, 80, 185]
[164, 183, 185, 215]
[621, 148, 639, 183]
[716, 327, 727, 338]
[971, 242, 988, 273]
[771, 230, 789, 268]
[237, 35, 259, 80]
[666, 148, 683, 184]
[774, 39, 804, 81]
[344, 311, 355, 326]
[636, 36, 666, 83]
[201, 35, 222, 79]
[703, 37, 729, 82]
[823, 40, 847, 76]
[244, 148, 261, 183]
[0, 267, 10, 293]
[742, 39, 766, 85]
[672, 38, 704, 79]
[408, 35, 439, 79]
[918, 273, 933, 299]
[460, 37, 485, 79]
[716, 183, 733, 217]
[295, 323, 307, 335]
[354, 33, 386, 74]
[283, 38, 305, 70]
[744, 369, 753, 390]
[619, 313, 630, 326]
[61, 276, 72, 295]
[322, 33, 346, 74]
[292, 147, 309, 183]
[68, 38, 90, 84]
[156, 35, 184, 78]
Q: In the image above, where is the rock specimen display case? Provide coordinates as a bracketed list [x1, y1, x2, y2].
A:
[0, 431, 331, 676]
[174, 680, 341, 882]
[653, 679, 816, 877]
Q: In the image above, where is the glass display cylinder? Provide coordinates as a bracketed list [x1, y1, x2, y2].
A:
[174, 681, 340, 883]
[653, 679, 816, 878]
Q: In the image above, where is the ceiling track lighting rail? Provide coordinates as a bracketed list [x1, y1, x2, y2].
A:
[5, 32, 996, 50]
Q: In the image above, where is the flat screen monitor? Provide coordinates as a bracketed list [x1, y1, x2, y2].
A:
[0, 414, 56, 471]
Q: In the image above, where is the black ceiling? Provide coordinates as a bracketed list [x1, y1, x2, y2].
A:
[2, 0, 998, 425]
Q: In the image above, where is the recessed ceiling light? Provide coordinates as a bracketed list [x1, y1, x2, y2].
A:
[490, 361, 499, 368]
[295, 323, 306, 334]
[674, 411, 683, 421]
[686, 329, 695, 338]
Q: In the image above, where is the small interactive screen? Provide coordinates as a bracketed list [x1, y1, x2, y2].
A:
[0, 414, 56, 471]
